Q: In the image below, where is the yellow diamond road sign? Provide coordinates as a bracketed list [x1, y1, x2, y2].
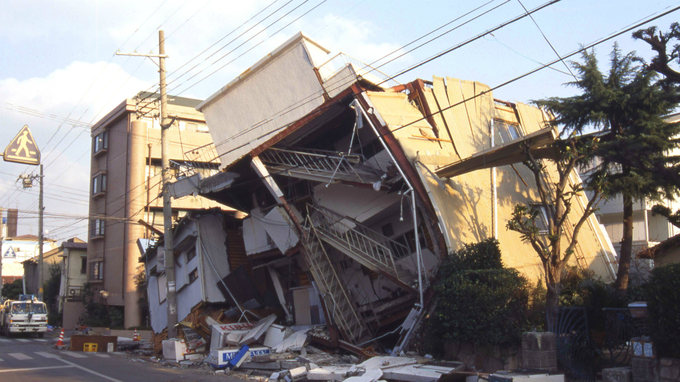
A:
[3, 125, 40, 165]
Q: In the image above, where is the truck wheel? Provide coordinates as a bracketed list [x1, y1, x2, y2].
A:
[38, 332, 44, 338]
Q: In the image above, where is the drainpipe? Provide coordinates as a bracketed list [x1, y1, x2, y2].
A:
[354, 100, 423, 308]
[491, 119, 498, 239]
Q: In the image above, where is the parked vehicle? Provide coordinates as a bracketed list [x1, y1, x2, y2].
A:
[0, 295, 48, 337]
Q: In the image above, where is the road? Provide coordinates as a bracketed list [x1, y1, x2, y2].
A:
[0, 333, 236, 381]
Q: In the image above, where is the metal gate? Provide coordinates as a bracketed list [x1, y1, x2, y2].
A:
[547, 307, 596, 382]
[603, 308, 648, 367]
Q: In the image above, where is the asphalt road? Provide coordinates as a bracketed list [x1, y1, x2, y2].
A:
[0, 332, 238, 382]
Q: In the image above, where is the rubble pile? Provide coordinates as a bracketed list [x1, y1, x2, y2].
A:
[150, 310, 468, 382]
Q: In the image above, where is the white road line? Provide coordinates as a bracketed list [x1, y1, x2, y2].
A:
[16, 339, 30, 342]
[0, 365, 73, 373]
[8, 353, 33, 360]
[93, 353, 110, 358]
[56, 358, 123, 382]
[61, 352, 87, 358]
[0, 339, 11, 342]
[0, 357, 4, 361]
[35, 351, 60, 359]
[35, 339, 48, 342]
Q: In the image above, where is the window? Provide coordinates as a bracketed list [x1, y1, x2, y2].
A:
[188, 268, 198, 284]
[91, 261, 104, 280]
[530, 204, 550, 234]
[93, 131, 108, 154]
[91, 219, 105, 237]
[493, 120, 522, 146]
[92, 173, 107, 195]
[186, 248, 196, 263]
[158, 273, 167, 303]
[80, 257, 87, 274]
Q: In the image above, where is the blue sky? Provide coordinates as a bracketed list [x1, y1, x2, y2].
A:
[1, 0, 678, 242]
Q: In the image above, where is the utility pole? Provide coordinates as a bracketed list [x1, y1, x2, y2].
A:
[38, 164, 44, 300]
[159, 30, 178, 338]
[17, 167, 44, 298]
[116, 30, 177, 338]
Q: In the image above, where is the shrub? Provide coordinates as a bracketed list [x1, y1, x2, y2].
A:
[644, 263, 680, 357]
[429, 269, 530, 346]
[422, 239, 531, 355]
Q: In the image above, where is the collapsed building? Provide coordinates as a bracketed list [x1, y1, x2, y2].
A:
[146, 32, 618, 353]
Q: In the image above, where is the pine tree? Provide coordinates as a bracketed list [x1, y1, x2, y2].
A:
[525, 44, 678, 302]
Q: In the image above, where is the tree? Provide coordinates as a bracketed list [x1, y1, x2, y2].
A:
[509, 45, 679, 307]
[635, 24, 680, 226]
[507, 136, 605, 309]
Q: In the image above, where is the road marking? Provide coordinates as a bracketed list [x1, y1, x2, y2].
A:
[35, 339, 48, 342]
[16, 339, 30, 342]
[93, 353, 110, 358]
[0, 365, 74, 373]
[35, 351, 60, 359]
[0, 357, 3, 361]
[62, 352, 87, 358]
[8, 353, 33, 360]
[0, 339, 11, 342]
[56, 358, 123, 382]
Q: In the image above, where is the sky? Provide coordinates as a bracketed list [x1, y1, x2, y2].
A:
[0, 0, 678, 244]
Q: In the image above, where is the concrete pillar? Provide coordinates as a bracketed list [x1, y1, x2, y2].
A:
[521, 332, 558, 372]
[124, 119, 147, 328]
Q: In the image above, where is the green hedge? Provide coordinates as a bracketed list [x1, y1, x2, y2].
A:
[645, 263, 680, 357]
[422, 239, 531, 354]
[429, 268, 530, 346]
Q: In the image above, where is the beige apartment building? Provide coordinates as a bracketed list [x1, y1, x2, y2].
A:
[87, 92, 223, 328]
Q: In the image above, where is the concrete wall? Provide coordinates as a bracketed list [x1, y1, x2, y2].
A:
[62, 301, 86, 330]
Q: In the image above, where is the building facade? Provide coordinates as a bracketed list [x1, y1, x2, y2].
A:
[87, 92, 223, 328]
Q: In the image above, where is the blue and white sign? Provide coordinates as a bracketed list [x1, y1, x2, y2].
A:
[4, 246, 16, 258]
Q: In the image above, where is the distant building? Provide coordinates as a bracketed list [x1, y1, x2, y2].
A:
[583, 112, 680, 284]
[87, 92, 225, 328]
[1, 234, 56, 286]
[23, 237, 87, 326]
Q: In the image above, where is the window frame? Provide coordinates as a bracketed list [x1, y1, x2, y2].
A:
[91, 218, 105, 238]
[92, 173, 107, 196]
[93, 131, 109, 155]
[91, 261, 104, 280]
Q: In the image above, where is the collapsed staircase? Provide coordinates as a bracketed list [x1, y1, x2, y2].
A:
[302, 222, 366, 343]
[309, 205, 418, 294]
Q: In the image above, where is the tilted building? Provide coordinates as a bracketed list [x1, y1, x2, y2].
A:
[155, 33, 618, 349]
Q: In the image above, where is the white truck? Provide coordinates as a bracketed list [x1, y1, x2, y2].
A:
[0, 296, 48, 337]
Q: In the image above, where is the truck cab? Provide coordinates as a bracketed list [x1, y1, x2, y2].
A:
[0, 295, 48, 337]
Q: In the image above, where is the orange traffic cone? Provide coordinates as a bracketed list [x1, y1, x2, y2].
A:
[133, 328, 140, 341]
[55, 328, 65, 348]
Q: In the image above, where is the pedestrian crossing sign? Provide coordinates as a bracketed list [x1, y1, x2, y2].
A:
[3, 125, 40, 165]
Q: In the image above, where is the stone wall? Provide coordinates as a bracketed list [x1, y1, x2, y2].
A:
[659, 357, 680, 382]
[522, 332, 558, 372]
[442, 342, 521, 373]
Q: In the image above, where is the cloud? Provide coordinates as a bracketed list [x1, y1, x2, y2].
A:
[0, 60, 150, 239]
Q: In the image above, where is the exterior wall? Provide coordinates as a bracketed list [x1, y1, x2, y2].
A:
[145, 211, 229, 333]
[60, 246, 88, 311]
[198, 33, 331, 169]
[365, 80, 617, 285]
[87, 95, 225, 329]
